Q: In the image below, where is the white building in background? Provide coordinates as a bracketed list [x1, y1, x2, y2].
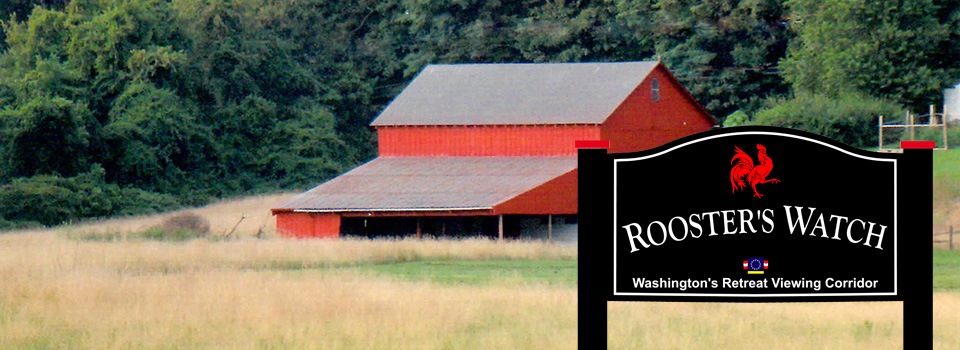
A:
[945, 82, 960, 122]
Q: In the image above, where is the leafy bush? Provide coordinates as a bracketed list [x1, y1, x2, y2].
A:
[0, 165, 180, 227]
[722, 109, 750, 127]
[160, 212, 210, 236]
[750, 93, 906, 148]
[67, 213, 210, 242]
[0, 218, 41, 232]
[95, 212, 213, 241]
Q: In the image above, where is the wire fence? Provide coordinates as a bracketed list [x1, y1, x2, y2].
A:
[878, 106, 949, 151]
[934, 226, 955, 250]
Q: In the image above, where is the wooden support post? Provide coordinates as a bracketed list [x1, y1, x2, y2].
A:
[909, 112, 916, 141]
[879, 115, 884, 150]
[548, 214, 553, 243]
[930, 105, 936, 125]
[416, 217, 422, 240]
[498, 215, 504, 241]
[944, 105, 949, 150]
[951, 226, 954, 251]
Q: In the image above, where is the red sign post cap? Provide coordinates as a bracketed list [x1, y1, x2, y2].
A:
[575, 140, 610, 149]
[901, 141, 936, 149]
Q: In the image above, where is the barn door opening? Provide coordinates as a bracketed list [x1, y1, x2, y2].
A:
[340, 215, 577, 241]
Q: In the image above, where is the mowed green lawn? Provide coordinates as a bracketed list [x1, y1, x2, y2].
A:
[359, 259, 578, 286]
[934, 149, 960, 227]
[362, 250, 960, 291]
[934, 249, 960, 291]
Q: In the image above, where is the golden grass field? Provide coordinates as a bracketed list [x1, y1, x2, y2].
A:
[0, 194, 955, 349]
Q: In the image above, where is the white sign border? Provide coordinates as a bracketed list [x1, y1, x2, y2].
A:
[612, 131, 898, 297]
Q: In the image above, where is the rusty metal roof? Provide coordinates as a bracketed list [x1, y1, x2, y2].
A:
[370, 62, 659, 126]
[274, 156, 577, 211]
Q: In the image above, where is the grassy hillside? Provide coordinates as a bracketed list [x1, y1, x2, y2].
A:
[935, 249, 960, 290]
[934, 149, 960, 229]
[50, 193, 296, 239]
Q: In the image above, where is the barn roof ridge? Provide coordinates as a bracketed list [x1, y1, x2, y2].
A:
[370, 61, 661, 126]
[421, 61, 653, 67]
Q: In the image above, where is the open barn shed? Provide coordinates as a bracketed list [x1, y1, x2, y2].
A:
[271, 61, 716, 239]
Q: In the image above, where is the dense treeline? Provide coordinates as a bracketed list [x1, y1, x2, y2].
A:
[0, 0, 957, 227]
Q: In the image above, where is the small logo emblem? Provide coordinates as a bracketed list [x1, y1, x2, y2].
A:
[743, 257, 768, 274]
[730, 144, 780, 198]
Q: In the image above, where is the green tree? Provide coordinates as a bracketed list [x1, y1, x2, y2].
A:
[0, 0, 66, 20]
[0, 7, 71, 75]
[259, 98, 348, 189]
[638, 0, 792, 117]
[103, 81, 216, 194]
[0, 0, 68, 52]
[781, 0, 959, 109]
[64, 0, 185, 118]
[1, 95, 91, 178]
[8, 0, 952, 227]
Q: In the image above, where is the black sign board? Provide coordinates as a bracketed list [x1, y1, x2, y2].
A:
[577, 126, 932, 348]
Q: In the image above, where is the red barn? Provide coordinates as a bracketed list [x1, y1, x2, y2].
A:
[271, 61, 715, 239]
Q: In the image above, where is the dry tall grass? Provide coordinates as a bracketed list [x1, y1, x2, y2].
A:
[0, 233, 577, 349]
[933, 293, 960, 349]
[608, 295, 960, 350]
[0, 191, 580, 349]
[4, 231, 954, 349]
[0, 233, 576, 274]
[0, 194, 955, 349]
[608, 301, 904, 349]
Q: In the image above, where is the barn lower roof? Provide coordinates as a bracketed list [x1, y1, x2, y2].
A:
[273, 156, 577, 212]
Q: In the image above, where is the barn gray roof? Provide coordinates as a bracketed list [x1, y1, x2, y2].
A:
[274, 156, 577, 211]
[370, 61, 660, 126]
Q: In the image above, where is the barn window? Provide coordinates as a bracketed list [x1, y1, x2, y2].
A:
[651, 78, 660, 102]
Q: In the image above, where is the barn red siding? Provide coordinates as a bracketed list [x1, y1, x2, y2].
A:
[377, 125, 601, 156]
[600, 66, 714, 153]
[493, 169, 578, 215]
[276, 212, 341, 239]
[276, 62, 714, 239]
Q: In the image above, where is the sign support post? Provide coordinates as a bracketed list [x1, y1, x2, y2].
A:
[576, 140, 611, 349]
[901, 140, 934, 348]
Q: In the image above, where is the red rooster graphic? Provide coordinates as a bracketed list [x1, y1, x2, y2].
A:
[730, 144, 779, 198]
